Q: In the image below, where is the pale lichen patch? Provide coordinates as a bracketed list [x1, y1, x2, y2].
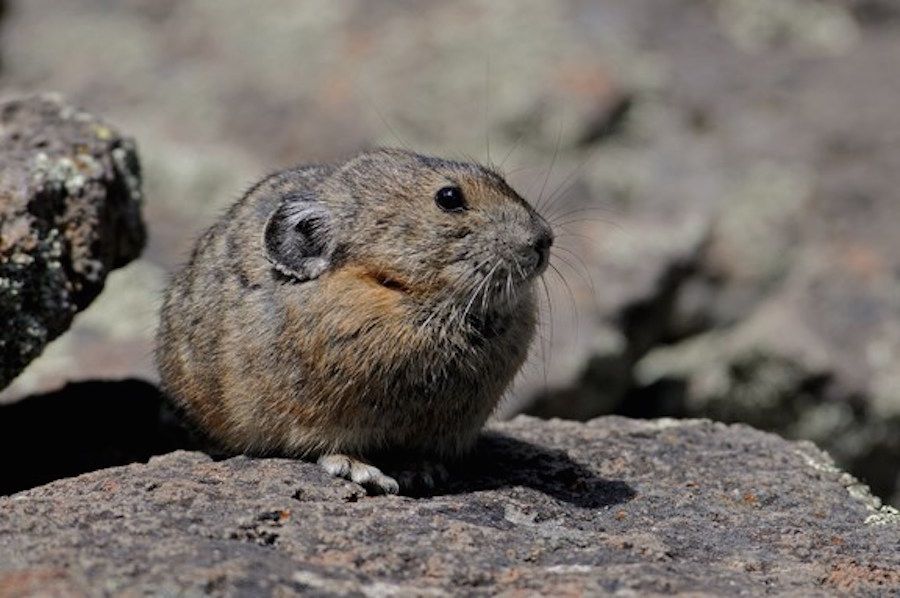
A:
[795, 444, 898, 526]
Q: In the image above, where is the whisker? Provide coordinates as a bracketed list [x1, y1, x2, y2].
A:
[550, 232, 613, 246]
[547, 262, 579, 331]
[553, 244, 597, 283]
[537, 131, 611, 213]
[549, 220, 624, 234]
[553, 221, 631, 244]
[498, 127, 529, 172]
[480, 262, 502, 314]
[504, 165, 540, 177]
[551, 249, 597, 299]
[363, 94, 412, 152]
[484, 56, 492, 168]
[418, 258, 490, 335]
[546, 205, 621, 222]
[538, 273, 554, 393]
[536, 123, 563, 214]
[462, 261, 499, 324]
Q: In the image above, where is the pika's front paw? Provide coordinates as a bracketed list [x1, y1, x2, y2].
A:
[317, 454, 400, 495]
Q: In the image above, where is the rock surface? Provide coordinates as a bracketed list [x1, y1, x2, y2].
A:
[1, 0, 898, 505]
[1, 416, 897, 596]
[0, 94, 145, 390]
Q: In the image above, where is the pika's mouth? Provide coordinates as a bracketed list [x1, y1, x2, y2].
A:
[359, 266, 415, 295]
[373, 272, 410, 293]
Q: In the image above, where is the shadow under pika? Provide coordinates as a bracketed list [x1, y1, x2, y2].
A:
[0, 380, 635, 510]
[414, 433, 636, 509]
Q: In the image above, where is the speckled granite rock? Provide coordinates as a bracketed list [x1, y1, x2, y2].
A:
[0, 94, 145, 389]
[1, 416, 897, 596]
[2, 0, 899, 512]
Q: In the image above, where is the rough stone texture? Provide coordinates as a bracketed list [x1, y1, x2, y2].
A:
[0, 94, 145, 389]
[616, 2, 900, 506]
[513, 0, 900, 506]
[0, 416, 897, 596]
[0, 0, 898, 504]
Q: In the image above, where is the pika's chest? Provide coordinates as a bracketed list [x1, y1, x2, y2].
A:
[275, 266, 535, 381]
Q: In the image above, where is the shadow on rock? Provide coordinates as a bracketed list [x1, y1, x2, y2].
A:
[1, 380, 635, 509]
[0, 379, 195, 495]
[438, 432, 636, 509]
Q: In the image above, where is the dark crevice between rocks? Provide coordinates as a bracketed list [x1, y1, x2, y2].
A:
[851, 0, 900, 25]
[846, 435, 900, 505]
[526, 353, 632, 422]
[617, 258, 702, 359]
[526, 247, 706, 421]
[0, 379, 196, 496]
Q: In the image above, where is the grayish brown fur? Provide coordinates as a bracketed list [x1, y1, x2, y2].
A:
[156, 148, 552, 493]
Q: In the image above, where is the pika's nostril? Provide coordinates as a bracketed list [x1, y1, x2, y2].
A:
[534, 230, 553, 254]
[532, 230, 553, 272]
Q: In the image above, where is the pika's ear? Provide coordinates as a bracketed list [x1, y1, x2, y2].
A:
[263, 196, 334, 281]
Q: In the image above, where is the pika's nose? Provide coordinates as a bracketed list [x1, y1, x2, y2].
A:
[532, 227, 553, 273]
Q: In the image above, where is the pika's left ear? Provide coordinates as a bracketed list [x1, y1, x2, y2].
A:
[263, 194, 334, 282]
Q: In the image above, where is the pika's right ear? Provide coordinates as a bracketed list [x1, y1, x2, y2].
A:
[263, 196, 334, 281]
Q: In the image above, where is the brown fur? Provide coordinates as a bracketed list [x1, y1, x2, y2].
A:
[156, 148, 552, 467]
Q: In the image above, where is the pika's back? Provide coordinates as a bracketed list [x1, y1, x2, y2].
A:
[156, 149, 551, 463]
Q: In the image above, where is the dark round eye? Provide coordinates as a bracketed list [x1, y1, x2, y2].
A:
[435, 186, 467, 212]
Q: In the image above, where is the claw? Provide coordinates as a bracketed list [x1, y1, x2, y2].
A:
[318, 454, 399, 495]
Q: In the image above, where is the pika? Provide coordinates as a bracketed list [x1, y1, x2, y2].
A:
[156, 148, 553, 494]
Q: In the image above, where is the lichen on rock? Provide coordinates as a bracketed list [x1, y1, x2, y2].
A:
[0, 94, 145, 389]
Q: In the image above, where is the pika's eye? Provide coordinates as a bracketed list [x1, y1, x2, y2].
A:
[435, 186, 467, 212]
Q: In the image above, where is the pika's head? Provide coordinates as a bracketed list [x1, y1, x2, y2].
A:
[264, 148, 553, 317]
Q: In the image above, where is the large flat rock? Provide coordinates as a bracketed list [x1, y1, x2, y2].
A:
[1, 416, 897, 596]
[4, 0, 898, 508]
[0, 94, 145, 390]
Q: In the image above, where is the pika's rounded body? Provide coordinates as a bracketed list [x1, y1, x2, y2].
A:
[156, 149, 552, 493]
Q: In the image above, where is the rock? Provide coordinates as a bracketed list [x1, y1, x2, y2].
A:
[634, 286, 900, 506]
[0, 94, 145, 390]
[620, 0, 900, 506]
[0, 0, 5, 73]
[517, 0, 900, 507]
[2, 0, 899, 509]
[0, 416, 897, 595]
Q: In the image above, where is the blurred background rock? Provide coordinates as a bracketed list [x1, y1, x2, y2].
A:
[0, 0, 898, 505]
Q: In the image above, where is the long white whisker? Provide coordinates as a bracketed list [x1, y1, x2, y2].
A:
[551, 247, 597, 301]
[547, 262, 578, 330]
[536, 124, 563, 213]
[538, 273, 554, 392]
[479, 262, 502, 315]
[463, 261, 499, 324]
